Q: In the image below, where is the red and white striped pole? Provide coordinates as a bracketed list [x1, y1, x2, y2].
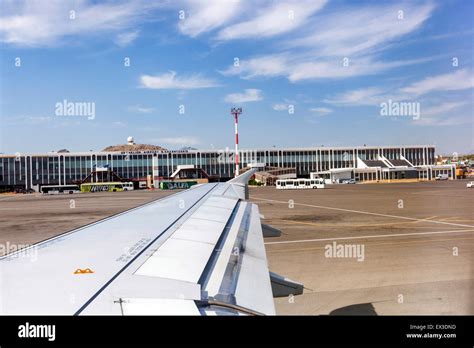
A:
[231, 107, 242, 177]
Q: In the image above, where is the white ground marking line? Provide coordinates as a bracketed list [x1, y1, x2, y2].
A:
[253, 197, 474, 228]
[264, 228, 474, 245]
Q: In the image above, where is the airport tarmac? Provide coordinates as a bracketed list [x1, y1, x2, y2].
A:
[0, 181, 472, 315]
[0, 190, 174, 250]
[250, 180, 473, 315]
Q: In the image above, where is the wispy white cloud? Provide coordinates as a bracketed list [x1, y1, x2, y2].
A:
[222, 49, 431, 83]
[309, 107, 332, 115]
[140, 71, 219, 90]
[415, 101, 473, 127]
[323, 70, 474, 128]
[128, 106, 155, 114]
[177, 0, 244, 37]
[415, 115, 472, 127]
[286, 56, 430, 82]
[3, 115, 90, 128]
[327, 70, 474, 107]
[115, 30, 139, 47]
[176, 0, 326, 40]
[224, 89, 262, 103]
[422, 101, 469, 116]
[289, 3, 435, 56]
[221, 54, 289, 79]
[400, 69, 474, 96]
[158, 136, 200, 146]
[216, 0, 326, 41]
[273, 103, 290, 111]
[325, 87, 388, 106]
[221, 2, 435, 82]
[4, 115, 52, 125]
[0, 0, 161, 47]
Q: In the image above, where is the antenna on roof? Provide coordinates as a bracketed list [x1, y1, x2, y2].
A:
[230, 107, 242, 177]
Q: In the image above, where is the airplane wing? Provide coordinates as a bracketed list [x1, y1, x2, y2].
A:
[0, 169, 279, 315]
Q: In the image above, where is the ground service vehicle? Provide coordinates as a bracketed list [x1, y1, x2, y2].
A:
[122, 182, 134, 191]
[342, 179, 356, 184]
[80, 182, 132, 192]
[41, 185, 80, 195]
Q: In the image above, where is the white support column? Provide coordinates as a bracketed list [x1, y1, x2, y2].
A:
[319, 149, 322, 172]
[24, 156, 28, 190]
[90, 155, 93, 183]
[58, 156, 61, 186]
[29, 156, 33, 190]
[316, 149, 319, 172]
[152, 156, 159, 186]
[352, 149, 355, 168]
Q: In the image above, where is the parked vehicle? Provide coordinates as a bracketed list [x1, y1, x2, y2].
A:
[467, 181, 474, 188]
[276, 178, 325, 189]
[41, 185, 80, 194]
[81, 182, 127, 192]
[435, 174, 449, 180]
[14, 187, 35, 194]
[122, 182, 134, 191]
[341, 179, 356, 184]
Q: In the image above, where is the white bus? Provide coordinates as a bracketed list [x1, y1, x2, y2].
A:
[276, 178, 325, 190]
[41, 185, 81, 195]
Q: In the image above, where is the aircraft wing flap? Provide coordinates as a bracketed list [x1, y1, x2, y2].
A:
[134, 238, 215, 283]
[201, 201, 276, 315]
[234, 204, 275, 314]
[133, 194, 238, 283]
[122, 298, 201, 316]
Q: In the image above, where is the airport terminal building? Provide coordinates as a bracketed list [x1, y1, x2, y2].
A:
[0, 143, 457, 191]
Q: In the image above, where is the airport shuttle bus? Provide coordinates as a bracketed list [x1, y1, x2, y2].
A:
[80, 182, 134, 193]
[276, 178, 325, 190]
[41, 185, 81, 195]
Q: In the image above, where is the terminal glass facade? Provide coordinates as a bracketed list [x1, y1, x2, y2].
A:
[0, 145, 436, 189]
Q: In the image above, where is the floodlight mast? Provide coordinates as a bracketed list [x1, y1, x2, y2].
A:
[230, 107, 242, 177]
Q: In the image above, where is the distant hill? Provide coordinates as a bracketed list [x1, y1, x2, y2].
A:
[102, 144, 168, 152]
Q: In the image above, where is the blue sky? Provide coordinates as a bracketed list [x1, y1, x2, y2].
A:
[0, 0, 473, 154]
